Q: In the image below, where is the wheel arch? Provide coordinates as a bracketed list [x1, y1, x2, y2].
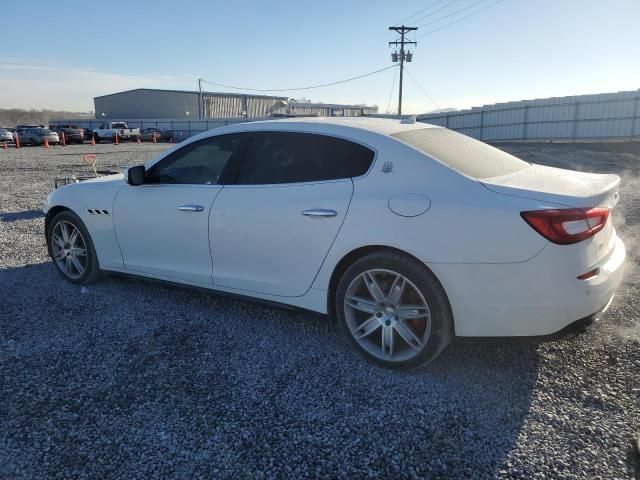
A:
[327, 245, 449, 323]
[44, 205, 71, 235]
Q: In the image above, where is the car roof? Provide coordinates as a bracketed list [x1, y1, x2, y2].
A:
[229, 117, 440, 137]
[148, 117, 443, 170]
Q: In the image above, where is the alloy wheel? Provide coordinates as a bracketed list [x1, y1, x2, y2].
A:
[344, 269, 432, 363]
[50, 220, 88, 279]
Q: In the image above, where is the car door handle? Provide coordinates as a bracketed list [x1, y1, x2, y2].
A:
[301, 209, 337, 218]
[177, 204, 204, 212]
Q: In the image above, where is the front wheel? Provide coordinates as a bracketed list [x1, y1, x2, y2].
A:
[336, 251, 453, 368]
[47, 211, 101, 284]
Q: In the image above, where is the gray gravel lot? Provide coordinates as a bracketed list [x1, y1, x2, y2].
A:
[0, 141, 639, 479]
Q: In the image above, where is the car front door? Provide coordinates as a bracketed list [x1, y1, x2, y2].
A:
[210, 131, 356, 297]
[113, 133, 252, 285]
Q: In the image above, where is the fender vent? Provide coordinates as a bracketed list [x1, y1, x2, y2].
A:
[86, 209, 110, 216]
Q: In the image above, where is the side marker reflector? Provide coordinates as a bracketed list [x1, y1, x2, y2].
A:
[577, 268, 599, 280]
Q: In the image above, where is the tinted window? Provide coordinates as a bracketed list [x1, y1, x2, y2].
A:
[392, 128, 529, 179]
[149, 133, 251, 185]
[237, 132, 349, 185]
[346, 141, 375, 177]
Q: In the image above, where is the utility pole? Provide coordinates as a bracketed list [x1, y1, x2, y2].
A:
[388, 26, 417, 116]
[198, 77, 203, 119]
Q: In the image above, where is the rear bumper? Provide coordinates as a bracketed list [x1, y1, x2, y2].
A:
[457, 295, 615, 342]
[430, 234, 626, 337]
[545, 294, 614, 340]
[64, 134, 84, 142]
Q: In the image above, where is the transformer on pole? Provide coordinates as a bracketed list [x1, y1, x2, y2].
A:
[388, 25, 417, 116]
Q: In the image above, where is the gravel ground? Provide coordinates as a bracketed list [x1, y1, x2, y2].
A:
[0, 141, 638, 479]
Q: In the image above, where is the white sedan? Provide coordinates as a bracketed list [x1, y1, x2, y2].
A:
[43, 118, 626, 367]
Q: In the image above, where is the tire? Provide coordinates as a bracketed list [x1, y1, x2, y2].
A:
[336, 250, 454, 368]
[47, 210, 101, 284]
[93, 134, 100, 144]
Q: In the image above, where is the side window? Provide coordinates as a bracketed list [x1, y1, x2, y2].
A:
[237, 132, 348, 185]
[148, 133, 251, 185]
[346, 141, 375, 177]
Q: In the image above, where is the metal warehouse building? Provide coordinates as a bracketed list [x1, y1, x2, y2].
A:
[94, 88, 377, 119]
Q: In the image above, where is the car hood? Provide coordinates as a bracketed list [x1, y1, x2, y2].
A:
[82, 173, 125, 183]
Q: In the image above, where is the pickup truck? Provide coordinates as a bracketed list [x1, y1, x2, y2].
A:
[92, 122, 140, 143]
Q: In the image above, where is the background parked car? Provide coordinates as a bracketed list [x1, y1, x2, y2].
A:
[50, 124, 85, 144]
[139, 127, 167, 142]
[92, 121, 140, 143]
[19, 127, 59, 146]
[0, 128, 13, 143]
[82, 127, 96, 141]
[15, 125, 42, 139]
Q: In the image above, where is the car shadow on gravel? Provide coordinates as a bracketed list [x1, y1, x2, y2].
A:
[0, 210, 45, 222]
[0, 262, 540, 479]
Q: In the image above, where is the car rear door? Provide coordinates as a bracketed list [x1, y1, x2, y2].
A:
[210, 131, 355, 297]
[113, 133, 252, 285]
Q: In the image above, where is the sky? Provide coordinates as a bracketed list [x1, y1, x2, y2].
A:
[1, 0, 639, 114]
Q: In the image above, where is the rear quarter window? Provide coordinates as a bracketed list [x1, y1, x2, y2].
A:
[346, 141, 375, 177]
[392, 128, 529, 179]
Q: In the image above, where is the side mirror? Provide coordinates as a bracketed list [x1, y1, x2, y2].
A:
[127, 165, 146, 186]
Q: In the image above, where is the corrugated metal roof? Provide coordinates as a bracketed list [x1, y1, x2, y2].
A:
[289, 102, 377, 109]
[94, 88, 287, 101]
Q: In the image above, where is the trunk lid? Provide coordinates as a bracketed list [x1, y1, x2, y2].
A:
[481, 163, 620, 209]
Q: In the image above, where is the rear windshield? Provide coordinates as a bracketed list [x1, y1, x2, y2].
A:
[392, 128, 529, 179]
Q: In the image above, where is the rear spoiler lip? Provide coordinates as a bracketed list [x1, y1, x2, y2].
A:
[480, 174, 621, 210]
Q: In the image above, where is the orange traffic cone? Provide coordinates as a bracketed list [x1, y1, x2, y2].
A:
[152, 133, 157, 144]
[91, 134, 96, 146]
[44, 137, 50, 148]
[61, 131, 66, 146]
[15, 134, 20, 148]
[3, 142, 7, 149]
[114, 132, 119, 145]
[137, 136, 141, 144]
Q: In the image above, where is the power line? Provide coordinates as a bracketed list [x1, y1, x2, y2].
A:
[416, 0, 495, 29]
[417, 0, 506, 38]
[411, 0, 465, 25]
[200, 65, 396, 92]
[395, 0, 448, 26]
[386, 65, 399, 114]
[404, 67, 440, 110]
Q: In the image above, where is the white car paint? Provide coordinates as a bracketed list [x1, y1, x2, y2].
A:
[113, 184, 221, 285]
[43, 117, 626, 337]
[210, 180, 353, 297]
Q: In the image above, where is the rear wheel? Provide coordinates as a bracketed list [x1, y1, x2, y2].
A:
[336, 251, 453, 368]
[47, 211, 101, 284]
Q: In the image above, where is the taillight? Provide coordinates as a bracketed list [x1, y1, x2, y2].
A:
[520, 208, 609, 245]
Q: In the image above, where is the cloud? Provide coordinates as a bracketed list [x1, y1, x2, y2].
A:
[0, 60, 195, 111]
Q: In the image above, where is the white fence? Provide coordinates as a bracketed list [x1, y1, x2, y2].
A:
[59, 89, 640, 144]
[417, 89, 640, 142]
